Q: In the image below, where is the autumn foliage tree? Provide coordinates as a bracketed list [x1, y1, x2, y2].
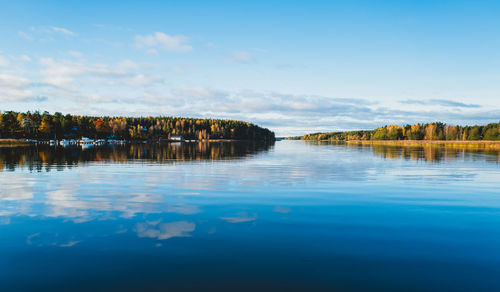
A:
[38, 119, 51, 138]
[297, 122, 500, 142]
[0, 111, 275, 142]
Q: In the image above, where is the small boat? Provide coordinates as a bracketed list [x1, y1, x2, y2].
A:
[59, 139, 70, 146]
[79, 137, 94, 145]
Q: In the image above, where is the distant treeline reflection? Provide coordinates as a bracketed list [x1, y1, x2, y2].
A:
[311, 141, 500, 163]
[0, 141, 274, 171]
[369, 145, 499, 163]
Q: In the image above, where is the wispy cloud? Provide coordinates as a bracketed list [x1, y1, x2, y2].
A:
[0, 55, 8, 67]
[38, 57, 163, 89]
[0, 56, 163, 104]
[0, 73, 37, 102]
[227, 51, 255, 63]
[67, 50, 83, 58]
[400, 99, 482, 108]
[26, 95, 49, 102]
[2, 60, 498, 134]
[18, 31, 34, 40]
[51, 26, 77, 37]
[20, 55, 32, 62]
[171, 87, 229, 101]
[17, 26, 77, 41]
[156, 89, 499, 135]
[135, 32, 193, 53]
[0, 50, 496, 136]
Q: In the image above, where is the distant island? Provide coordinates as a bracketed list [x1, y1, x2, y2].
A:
[0, 111, 275, 143]
[288, 122, 500, 149]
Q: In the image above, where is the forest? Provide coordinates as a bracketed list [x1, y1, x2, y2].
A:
[292, 122, 500, 141]
[0, 111, 275, 142]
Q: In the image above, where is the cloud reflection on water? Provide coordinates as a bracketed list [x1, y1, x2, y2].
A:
[219, 212, 257, 223]
[0, 141, 498, 247]
[135, 221, 196, 240]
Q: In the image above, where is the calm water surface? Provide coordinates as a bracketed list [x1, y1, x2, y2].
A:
[1, 141, 499, 291]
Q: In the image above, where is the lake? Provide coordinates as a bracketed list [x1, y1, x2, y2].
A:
[1, 141, 499, 291]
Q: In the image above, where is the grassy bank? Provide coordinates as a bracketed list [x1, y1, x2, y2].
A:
[0, 139, 33, 146]
[344, 140, 500, 150]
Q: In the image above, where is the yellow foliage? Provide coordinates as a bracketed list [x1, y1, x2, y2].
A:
[17, 113, 24, 124]
[38, 120, 51, 134]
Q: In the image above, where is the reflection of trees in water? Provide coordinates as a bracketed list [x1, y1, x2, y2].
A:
[368, 145, 499, 163]
[307, 141, 500, 163]
[0, 141, 274, 171]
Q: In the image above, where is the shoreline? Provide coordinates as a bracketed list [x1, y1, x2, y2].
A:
[0, 139, 33, 146]
[338, 140, 500, 150]
[0, 138, 272, 146]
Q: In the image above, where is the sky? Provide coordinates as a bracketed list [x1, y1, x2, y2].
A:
[0, 0, 499, 136]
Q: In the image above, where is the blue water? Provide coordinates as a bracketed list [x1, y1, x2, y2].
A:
[0, 141, 499, 291]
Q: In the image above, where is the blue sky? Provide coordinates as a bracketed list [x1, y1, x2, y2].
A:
[0, 0, 499, 136]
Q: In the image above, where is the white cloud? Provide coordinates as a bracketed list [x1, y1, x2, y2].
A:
[38, 57, 163, 89]
[135, 32, 193, 53]
[0, 73, 36, 101]
[172, 87, 229, 100]
[51, 26, 77, 37]
[18, 31, 34, 40]
[156, 88, 500, 136]
[400, 99, 481, 108]
[68, 51, 83, 58]
[0, 57, 164, 104]
[227, 51, 255, 63]
[118, 59, 140, 70]
[20, 55, 32, 62]
[0, 55, 9, 66]
[127, 74, 164, 87]
[2, 53, 497, 136]
[18, 26, 76, 41]
[39, 57, 85, 88]
[0, 74, 31, 88]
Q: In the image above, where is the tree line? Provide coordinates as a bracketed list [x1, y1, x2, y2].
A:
[0, 111, 275, 142]
[294, 122, 500, 141]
